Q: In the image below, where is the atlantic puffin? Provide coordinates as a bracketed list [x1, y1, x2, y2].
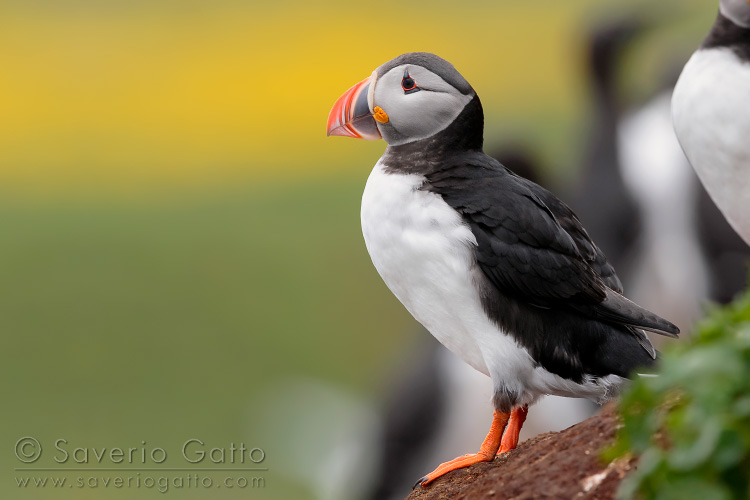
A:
[326, 52, 679, 487]
[672, 0, 750, 246]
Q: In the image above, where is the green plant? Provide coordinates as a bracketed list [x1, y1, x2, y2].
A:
[609, 288, 750, 500]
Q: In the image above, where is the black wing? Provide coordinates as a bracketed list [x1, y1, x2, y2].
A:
[425, 153, 678, 337]
[513, 174, 623, 295]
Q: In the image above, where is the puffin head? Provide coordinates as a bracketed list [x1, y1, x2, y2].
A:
[327, 52, 478, 147]
[720, 0, 750, 28]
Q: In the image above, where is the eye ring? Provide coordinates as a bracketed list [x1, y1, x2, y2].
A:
[401, 69, 420, 94]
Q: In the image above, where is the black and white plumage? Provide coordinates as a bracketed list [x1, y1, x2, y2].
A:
[327, 51, 679, 484]
[672, 0, 750, 246]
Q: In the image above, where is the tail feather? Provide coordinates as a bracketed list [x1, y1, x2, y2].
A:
[596, 288, 680, 337]
[628, 326, 657, 359]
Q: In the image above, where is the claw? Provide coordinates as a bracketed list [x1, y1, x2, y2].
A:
[416, 410, 510, 487]
[412, 476, 427, 489]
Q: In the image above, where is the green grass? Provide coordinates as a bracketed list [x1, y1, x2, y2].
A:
[0, 171, 416, 499]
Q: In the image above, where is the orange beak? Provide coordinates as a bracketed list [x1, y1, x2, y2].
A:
[326, 77, 382, 140]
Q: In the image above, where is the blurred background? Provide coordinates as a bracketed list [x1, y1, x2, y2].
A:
[3, 0, 747, 499]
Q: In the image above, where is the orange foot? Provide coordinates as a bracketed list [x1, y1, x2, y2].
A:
[415, 410, 510, 488]
[497, 405, 529, 455]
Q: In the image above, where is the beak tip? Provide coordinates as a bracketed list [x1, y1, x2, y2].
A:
[326, 124, 360, 139]
[326, 76, 382, 141]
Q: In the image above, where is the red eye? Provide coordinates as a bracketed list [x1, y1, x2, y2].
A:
[401, 69, 420, 94]
[402, 76, 416, 90]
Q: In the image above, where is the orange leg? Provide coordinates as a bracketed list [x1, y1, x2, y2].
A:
[497, 405, 529, 455]
[415, 410, 510, 488]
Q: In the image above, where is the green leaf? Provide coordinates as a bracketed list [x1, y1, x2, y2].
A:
[667, 418, 721, 470]
[611, 286, 750, 499]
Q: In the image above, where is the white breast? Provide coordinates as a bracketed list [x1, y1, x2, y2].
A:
[673, 48, 750, 246]
[360, 161, 491, 376]
[360, 161, 621, 404]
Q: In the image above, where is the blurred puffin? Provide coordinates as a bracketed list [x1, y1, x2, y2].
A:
[327, 52, 679, 487]
[569, 19, 644, 271]
[672, 0, 750, 246]
[575, 15, 747, 323]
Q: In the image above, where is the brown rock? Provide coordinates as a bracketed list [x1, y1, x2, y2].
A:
[406, 403, 635, 500]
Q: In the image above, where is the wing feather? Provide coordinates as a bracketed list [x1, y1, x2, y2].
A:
[425, 154, 678, 338]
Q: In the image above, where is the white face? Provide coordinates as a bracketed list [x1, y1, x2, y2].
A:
[371, 64, 473, 146]
[720, 0, 750, 28]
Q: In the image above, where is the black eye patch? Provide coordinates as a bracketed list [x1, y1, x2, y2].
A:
[401, 69, 420, 94]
